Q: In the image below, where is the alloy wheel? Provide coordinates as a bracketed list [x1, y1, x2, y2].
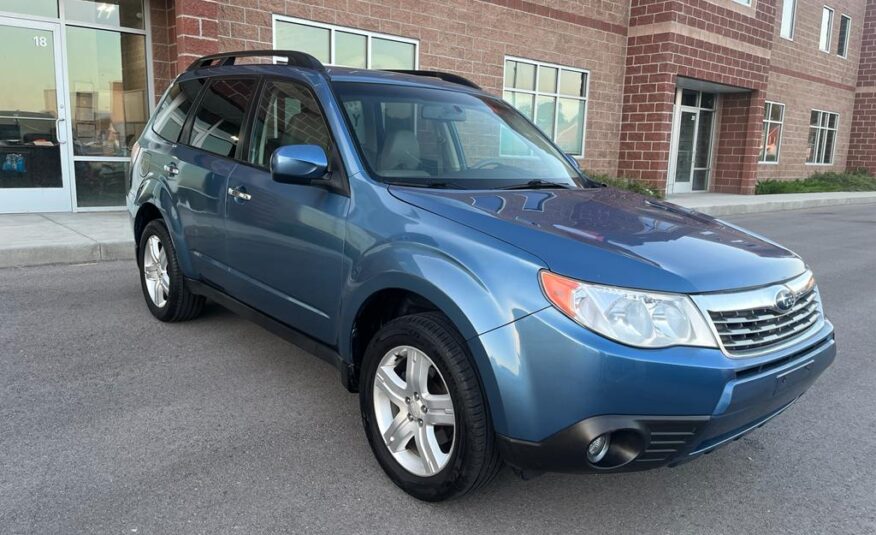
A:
[143, 235, 170, 308]
[372, 345, 456, 477]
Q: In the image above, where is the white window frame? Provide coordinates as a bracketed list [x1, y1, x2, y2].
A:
[759, 101, 785, 164]
[806, 109, 839, 166]
[271, 15, 419, 69]
[837, 14, 851, 58]
[819, 6, 834, 53]
[780, 0, 797, 40]
[732, 0, 753, 6]
[502, 56, 590, 157]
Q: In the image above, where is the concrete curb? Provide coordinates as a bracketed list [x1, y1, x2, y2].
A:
[672, 192, 876, 216]
[0, 240, 134, 269]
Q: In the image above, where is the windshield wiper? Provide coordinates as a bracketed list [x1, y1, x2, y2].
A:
[388, 181, 461, 189]
[499, 179, 571, 190]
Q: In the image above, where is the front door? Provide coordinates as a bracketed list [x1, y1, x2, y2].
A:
[668, 89, 715, 195]
[224, 78, 350, 344]
[0, 17, 71, 213]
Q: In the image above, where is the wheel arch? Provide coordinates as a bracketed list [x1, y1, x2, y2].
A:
[341, 273, 506, 431]
[132, 177, 196, 276]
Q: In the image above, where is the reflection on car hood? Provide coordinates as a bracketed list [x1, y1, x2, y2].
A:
[388, 186, 806, 293]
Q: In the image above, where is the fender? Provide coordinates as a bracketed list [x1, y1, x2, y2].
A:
[339, 231, 550, 434]
[133, 175, 197, 277]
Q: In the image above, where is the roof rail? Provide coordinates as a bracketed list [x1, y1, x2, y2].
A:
[384, 70, 481, 90]
[186, 50, 326, 72]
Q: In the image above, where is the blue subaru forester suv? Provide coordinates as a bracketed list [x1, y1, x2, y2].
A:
[128, 51, 836, 501]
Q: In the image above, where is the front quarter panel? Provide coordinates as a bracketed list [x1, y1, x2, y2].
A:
[339, 178, 552, 420]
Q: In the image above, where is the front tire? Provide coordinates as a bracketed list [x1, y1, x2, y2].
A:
[137, 219, 204, 322]
[360, 312, 502, 501]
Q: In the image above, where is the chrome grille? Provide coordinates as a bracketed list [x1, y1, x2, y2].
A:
[692, 271, 824, 358]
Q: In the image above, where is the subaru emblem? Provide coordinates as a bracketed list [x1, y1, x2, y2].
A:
[775, 287, 797, 312]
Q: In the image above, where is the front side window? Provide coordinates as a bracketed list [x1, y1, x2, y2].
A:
[273, 16, 417, 69]
[333, 82, 583, 190]
[780, 0, 797, 39]
[837, 15, 851, 58]
[807, 110, 839, 165]
[186, 78, 257, 159]
[820, 7, 834, 52]
[759, 102, 784, 163]
[248, 80, 332, 168]
[503, 58, 588, 156]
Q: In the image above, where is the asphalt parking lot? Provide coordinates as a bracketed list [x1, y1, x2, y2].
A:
[2, 205, 875, 534]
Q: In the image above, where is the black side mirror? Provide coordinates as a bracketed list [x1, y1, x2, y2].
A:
[270, 144, 329, 184]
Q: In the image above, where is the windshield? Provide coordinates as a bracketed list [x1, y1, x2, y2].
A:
[333, 82, 586, 189]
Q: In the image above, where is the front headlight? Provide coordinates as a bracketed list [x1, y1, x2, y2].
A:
[540, 271, 718, 349]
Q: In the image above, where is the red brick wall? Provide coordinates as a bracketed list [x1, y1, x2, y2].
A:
[714, 91, 765, 194]
[151, 0, 875, 192]
[759, 0, 866, 180]
[617, 0, 774, 192]
[152, 0, 630, 176]
[849, 0, 876, 174]
[149, 0, 176, 99]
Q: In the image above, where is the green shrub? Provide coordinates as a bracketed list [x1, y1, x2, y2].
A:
[756, 170, 876, 194]
[584, 172, 664, 198]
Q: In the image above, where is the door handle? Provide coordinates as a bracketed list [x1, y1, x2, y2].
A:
[163, 162, 179, 176]
[55, 117, 67, 145]
[227, 186, 252, 201]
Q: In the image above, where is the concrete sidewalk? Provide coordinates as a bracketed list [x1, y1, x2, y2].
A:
[0, 212, 133, 269]
[669, 190, 876, 216]
[1, 190, 875, 268]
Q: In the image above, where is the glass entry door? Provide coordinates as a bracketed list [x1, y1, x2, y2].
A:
[669, 89, 715, 194]
[0, 17, 71, 213]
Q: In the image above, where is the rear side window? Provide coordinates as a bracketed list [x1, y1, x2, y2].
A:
[186, 78, 257, 159]
[152, 79, 204, 142]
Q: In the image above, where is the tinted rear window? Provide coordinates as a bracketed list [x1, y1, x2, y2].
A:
[186, 78, 257, 159]
[152, 79, 204, 142]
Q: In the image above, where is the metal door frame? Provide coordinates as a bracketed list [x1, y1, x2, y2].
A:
[0, 15, 72, 213]
[667, 89, 716, 195]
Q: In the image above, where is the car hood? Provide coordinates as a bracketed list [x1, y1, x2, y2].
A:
[388, 186, 806, 293]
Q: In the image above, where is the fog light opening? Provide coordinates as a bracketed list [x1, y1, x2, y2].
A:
[587, 434, 611, 464]
[586, 429, 646, 469]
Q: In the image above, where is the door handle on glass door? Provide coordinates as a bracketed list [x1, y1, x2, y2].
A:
[227, 187, 252, 201]
[163, 163, 179, 176]
[56, 117, 67, 145]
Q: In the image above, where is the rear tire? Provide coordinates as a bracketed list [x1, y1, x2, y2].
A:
[137, 219, 204, 322]
[360, 312, 502, 501]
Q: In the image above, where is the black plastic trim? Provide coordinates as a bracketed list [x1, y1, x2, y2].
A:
[186, 278, 356, 391]
[497, 414, 710, 474]
[382, 69, 481, 89]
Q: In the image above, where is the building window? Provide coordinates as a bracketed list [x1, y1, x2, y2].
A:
[837, 15, 851, 58]
[272, 16, 417, 70]
[732, 0, 752, 6]
[780, 0, 797, 39]
[807, 110, 839, 165]
[502, 57, 589, 156]
[820, 7, 834, 52]
[759, 102, 784, 163]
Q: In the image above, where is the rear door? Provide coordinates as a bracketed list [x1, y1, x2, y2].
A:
[173, 76, 258, 285]
[223, 78, 350, 343]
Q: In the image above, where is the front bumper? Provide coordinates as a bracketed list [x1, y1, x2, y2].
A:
[475, 307, 835, 473]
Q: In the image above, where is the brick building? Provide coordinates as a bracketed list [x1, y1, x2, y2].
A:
[1, 0, 874, 212]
